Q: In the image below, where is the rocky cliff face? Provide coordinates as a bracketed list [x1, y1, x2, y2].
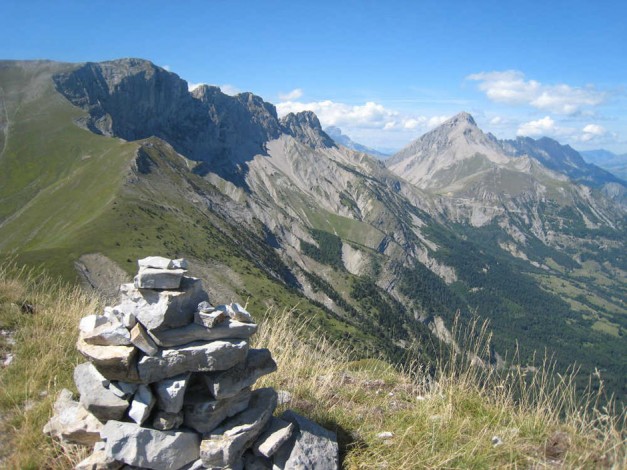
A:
[53, 59, 283, 181]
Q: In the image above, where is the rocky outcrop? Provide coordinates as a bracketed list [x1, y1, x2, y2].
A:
[44, 256, 338, 470]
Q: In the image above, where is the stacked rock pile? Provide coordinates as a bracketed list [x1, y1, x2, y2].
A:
[44, 257, 338, 470]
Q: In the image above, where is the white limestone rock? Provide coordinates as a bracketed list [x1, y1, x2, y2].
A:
[79, 315, 109, 335]
[216, 303, 254, 323]
[183, 386, 251, 434]
[136, 339, 249, 383]
[77, 336, 139, 382]
[273, 410, 339, 470]
[130, 322, 159, 356]
[128, 384, 155, 425]
[138, 256, 175, 270]
[252, 417, 295, 458]
[83, 318, 132, 347]
[100, 420, 199, 470]
[120, 277, 208, 331]
[199, 388, 277, 468]
[194, 310, 226, 328]
[134, 267, 186, 290]
[203, 348, 276, 399]
[74, 363, 130, 422]
[137, 256, 189, 270]
[154, 372, 191, 413]
[148, 320, 257, 348]
[106, 303, 137, 329]
[42, 389, 103, 445]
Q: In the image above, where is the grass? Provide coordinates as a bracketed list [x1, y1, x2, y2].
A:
[254, 310, 626, 469]
[0, 264, 625, 468]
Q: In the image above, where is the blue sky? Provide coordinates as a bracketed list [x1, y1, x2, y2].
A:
[2, 0, 626, 153]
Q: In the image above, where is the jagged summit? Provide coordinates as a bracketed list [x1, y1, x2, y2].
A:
[386, 111, 509, 188]
[445, 111, 476, 127]
[280, 111, 335, 149]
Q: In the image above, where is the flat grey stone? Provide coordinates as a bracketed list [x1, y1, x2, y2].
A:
[216, 303, 254, 323]
[199, 388, 277, 469]
[79, 315, 109, 335]
[253, 417, 295, 458]
[203, 348, 276, 399]
[194, 310, 226, 328]
[43, 389, 103, 445]
[74, 363, 130, 422]
[136, 339, 249, 383]
[148, 320, 257, 348]
[107, 303, 137, 329]
[75, 441, 123, 469]
[183, 387, 251, 434]
[138, 256, 175, 270]
[83, 319, 132, 346]
[154, 372, 191, 413]
[130, 322, 159, 356]
[137, 256, 189, 270]
[134, 268, 185, 290]
[77, 336, 139, 382]
[273, 410, 338, 470]
[152, 410, 184, 431]
[128, 384, 155, 425]
[120, 277, 208, 331]
[101, 420, 199, 470]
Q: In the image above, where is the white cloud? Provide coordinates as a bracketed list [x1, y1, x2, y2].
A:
[276, 99, 447, 133]
[219, 84, 240, 96]
[162, 65, 171, 71]
[468, 70, 605, 115]
[276, 99, 451, 151]
[278, 88, 303, 101]
[581, 123, 606, 142]
[582, 124, 605, 135]
[517, 116, 556, 136]
[188, 82, 205, 92]
[427, 115, 450, 128]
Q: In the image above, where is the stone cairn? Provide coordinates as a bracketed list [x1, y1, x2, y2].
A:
[44, 256, 338, 470]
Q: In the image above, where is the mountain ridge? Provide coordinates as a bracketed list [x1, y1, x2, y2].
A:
[1, 59, 625, 402]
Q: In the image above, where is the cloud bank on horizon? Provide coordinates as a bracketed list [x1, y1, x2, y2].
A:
[272, 70, 621, 154]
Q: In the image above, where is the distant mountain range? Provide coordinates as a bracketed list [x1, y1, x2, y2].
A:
[579, 149, 627, 180]
[1, 59, 625, 401]
[324, 126, 390, 158]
